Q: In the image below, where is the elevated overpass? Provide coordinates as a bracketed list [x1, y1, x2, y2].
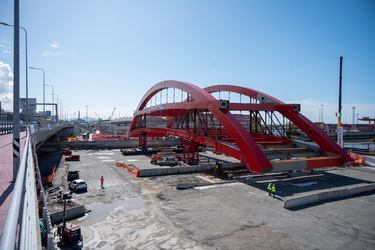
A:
[0, 123, 73, 250]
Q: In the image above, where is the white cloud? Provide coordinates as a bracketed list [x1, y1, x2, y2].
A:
[42, 42, 63, 57]
[0, 44, 10, 49]
[50, 42, 60, 48]
[42, 51, 64, 57]
[0, 43, 12, 55]
[0, 61, 13, 111]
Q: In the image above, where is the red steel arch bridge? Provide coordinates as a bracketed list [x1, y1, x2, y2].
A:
[129, 81, 352, 173]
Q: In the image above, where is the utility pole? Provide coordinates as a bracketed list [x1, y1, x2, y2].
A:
[13, 0, 20, 179]
[337, 57, 344, 148]
[352, 107, 356, 131]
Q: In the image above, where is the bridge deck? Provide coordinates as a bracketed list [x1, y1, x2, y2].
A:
[0, 132, 26, 236]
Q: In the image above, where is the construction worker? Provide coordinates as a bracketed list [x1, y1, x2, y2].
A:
[271, 184, 276, 198]
[267, 183, 272, 196]
[100, 176, 104, 189]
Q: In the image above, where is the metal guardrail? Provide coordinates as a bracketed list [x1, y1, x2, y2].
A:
[0, 123, 69, 250]
[0, 121, 27, 135]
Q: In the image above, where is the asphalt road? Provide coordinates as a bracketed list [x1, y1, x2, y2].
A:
[46, 150, 375, 250]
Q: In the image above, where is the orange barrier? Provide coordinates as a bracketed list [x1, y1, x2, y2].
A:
[115, 162, 139, 177]
[350, 152, 366, 166]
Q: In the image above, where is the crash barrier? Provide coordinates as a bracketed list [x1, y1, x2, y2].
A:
[115, 162, 140, 177]
[284, 183, 375, 209]
[0, 123, 70, 250]
[49, 205, 85, 225]
[350, 152, 366, 166]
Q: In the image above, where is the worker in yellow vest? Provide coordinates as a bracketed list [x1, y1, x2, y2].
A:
[267, 183, 272, 196]
[271, 184, 276, 198]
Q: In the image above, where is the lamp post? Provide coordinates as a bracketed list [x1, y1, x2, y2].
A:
[0, 22, 29, 127]
[321, 104, 324, 129]
[45, 84, 57, 122]
[55, 94, 59, 123]
[45, 84, 54, 103]
[337, 57, 344, 148]
[29, 67, 45, 122]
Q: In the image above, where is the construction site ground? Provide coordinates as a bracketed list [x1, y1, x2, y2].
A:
[43, 149, 375, 250]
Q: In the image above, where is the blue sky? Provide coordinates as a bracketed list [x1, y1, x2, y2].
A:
[0, 0, 374, 123]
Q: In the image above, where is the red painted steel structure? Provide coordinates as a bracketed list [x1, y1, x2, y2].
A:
[130, 81, 352, 173]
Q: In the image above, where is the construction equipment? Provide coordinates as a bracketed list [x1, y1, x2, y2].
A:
[109, 107, 116, 120]
[150, 155, 179, 165]
[55, 192, 83, 247]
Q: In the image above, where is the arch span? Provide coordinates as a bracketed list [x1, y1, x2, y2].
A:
[130, 80, 352, 173]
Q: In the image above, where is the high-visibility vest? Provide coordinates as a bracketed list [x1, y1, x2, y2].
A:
[271, 186, 276, 192]
[100, 177, 104, 182]
[267, 184, 272, 191]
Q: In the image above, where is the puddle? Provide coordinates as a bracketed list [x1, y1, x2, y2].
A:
[289, 181, 318, 187]
[97, 156, 111, 159]
[77, 196, 144, 226]
[95, 152, 115, 155]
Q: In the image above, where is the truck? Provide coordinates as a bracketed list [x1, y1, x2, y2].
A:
[150, 155, 179, 166]
[62, 148, 72, 155]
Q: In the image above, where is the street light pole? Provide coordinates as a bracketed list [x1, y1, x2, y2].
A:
[29, 67, 45, 122]
[45, 84, 54, 103]
[0, 22, 29, 127]
[337, 57, 344, 148]
[55, 93, 60, 123]
[45, 84, 56, 122]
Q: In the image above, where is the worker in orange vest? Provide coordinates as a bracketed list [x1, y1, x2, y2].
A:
[100, 176, 104, 189]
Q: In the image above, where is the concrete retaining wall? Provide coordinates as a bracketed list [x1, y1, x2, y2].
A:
[39, 139, 180, 152]
[348, 184, 375, 196]
[318, 188, 349, 201]
[137, 162, 241, 177]
[284, 193, 320, 209]
[50, 205, 85, 225]
[138, 164, 214, 177]
[284, 183, 375, 209]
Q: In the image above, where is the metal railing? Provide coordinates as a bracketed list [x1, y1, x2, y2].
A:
[0, 123, 69, 250]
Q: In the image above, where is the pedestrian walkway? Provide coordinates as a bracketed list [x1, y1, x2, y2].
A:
[0, 132, 27, 236]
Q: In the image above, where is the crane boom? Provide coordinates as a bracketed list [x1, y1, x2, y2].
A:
[109, 107, 116, 120]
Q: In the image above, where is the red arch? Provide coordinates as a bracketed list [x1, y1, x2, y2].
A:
[131, 80, 272, 172]
[130, 81, 352, 173]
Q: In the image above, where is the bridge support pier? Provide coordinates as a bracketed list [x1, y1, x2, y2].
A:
[139, 132, 147, 150]
[183, 141, 199, 165]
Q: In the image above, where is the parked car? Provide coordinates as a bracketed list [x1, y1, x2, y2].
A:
[65, 155, 80, 161]
[69, 179, 87, 192]
[67, 170, 80, 181]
